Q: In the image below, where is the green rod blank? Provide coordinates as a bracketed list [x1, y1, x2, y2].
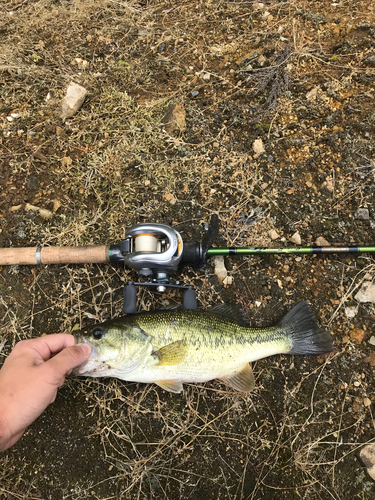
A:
[206, 246, 375, 256]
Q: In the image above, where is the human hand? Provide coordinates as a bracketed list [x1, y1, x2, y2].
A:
[0, 334, 91, 451]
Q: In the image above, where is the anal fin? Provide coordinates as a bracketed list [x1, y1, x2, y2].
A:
[156, 379, 183, 393]
[221, 363, 255, 392]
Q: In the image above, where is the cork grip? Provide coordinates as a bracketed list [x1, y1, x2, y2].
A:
[0, 245, 110, 265]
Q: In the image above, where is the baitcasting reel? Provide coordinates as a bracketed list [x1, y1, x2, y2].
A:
[109, 217, 219, 314]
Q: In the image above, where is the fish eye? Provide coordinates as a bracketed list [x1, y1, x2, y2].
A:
[92, 327, 105, 340]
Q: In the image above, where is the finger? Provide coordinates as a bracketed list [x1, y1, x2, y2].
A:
[26, 334, 76, 362]
[46, 344, 91, 378]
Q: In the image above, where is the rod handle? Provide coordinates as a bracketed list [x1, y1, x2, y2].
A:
[0, 246, 111, 265]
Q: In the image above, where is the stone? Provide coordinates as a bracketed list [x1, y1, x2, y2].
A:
[25, 203, 53, 219]
[268, 229, 279, 240]
[345, 306, 358, 318]
[364, 55, 375, 68]
[214, 255, 227, 284]
[355, 208, 369, 220]
[355, 281, 375, 303]
[60, 82, 87, 120]
[315, 236, 330, 246]
[290, 232, 302, 245]
[349, 328, 364, 343]
[359, 444, 375, 480]
[163, 103, 186, 134]
[253, 138, 265, 154]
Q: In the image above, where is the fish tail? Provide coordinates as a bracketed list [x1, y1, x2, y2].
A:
[281, 302, 333, 355]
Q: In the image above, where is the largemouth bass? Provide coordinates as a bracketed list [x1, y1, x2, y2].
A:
[74, 301, 333, 393]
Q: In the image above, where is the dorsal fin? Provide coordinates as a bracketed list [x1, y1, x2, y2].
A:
[210, 304, 250, 326]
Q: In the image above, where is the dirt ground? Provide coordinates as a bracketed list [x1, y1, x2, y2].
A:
[1, 0, 375, 498]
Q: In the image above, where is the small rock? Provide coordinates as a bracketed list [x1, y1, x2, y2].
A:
[25, 203, 53, 219]
[255, 301, 262, 307]
[355, 281, 375, 303]
[164, 192, 176, 205]
[324, 177, 334, 192]
[60, 82, 87, 120]
[27, 177, 40, 190]
[365, 352, 375, 366]
[163, 102, 186, 135]
[268, 229, 279, 240]
[214, 256, 228, 284]
[345, 306, 358, 318]
[369, 336, 375, 346]
[290, 232, 302, 245]
[52, 199, 61, 213]
[363, 397, 371, 407]
[349, 328, 365, 343]
[9, 204, 22, 212]
[223, 276, 233, 287]
[252, 2, 264, 9]
[364, 55, 375, 68]
[56, 126, 63, 136]
[253, 138, 265, 154]
[201, 73, 211, 82]
[306, 86, 320, 99]
[28, 130, 36, 136]
[315, 236, 330, 246]
[355, 208, 369, 220]
[359, 444, 375, 480]
[61, 156, 72, 167]
[191, 90, 199, 97]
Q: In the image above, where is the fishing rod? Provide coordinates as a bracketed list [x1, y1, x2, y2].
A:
[0, 215, 374, 313]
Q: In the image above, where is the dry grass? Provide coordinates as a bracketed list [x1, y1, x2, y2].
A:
[1, 0, 375, 499]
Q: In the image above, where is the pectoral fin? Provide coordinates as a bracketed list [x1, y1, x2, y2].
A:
[221, 363, 255, 392]
[156, 379, 184, 393]
[153, 341, 188, 366]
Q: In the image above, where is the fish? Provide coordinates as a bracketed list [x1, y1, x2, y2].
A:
[73, 301, 333, 393]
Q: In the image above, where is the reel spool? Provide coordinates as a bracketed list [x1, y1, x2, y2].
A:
[123, 223, 183, 280]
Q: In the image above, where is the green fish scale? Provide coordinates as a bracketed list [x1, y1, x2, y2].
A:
[133, 310, 291, 377]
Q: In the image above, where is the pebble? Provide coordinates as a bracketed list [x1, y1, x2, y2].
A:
[163, 102, 186, 134]
[28, 130, 36, 136]
[345, 306, 358, 318]
[315, 236, 330, 246]
[25, 203, 53, 219]
[290, 232, 301, 245]
[268, 229, 279, 240]
[27, 177, 40, 190]
[252, 2, 264, 9]
[355, 208, 369, 220]
[359, 444, 375, 480]
[369, 336, 375, 346]
[253, 138, 265, 154]
[349, 328, 365, 343]
[201, 73, 211, 82]
[60, 82, 87, 120]
[363, 397, 371, 407]
[191, 90, 199, 97]
[364, 55, 375, 68]
[214, 255, 228, 284]
[354, 281, 375, 304]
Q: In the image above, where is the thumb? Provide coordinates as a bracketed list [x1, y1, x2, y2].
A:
[47, 343, 91, 377]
